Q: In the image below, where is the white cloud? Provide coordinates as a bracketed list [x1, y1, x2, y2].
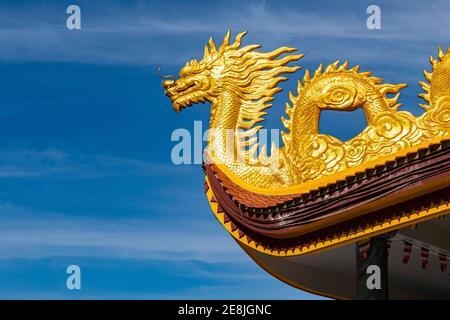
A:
[0, 203, 243, 263]
[0, 149, 194, 178]
[0, 1, 448, 65]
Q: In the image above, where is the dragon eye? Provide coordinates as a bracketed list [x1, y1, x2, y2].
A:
[180, 67, 192, 77]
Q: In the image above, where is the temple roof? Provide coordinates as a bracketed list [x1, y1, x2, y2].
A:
[204, 138, 450, 256]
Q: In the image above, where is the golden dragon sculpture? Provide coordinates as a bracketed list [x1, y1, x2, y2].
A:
[162, 31, 450, 191]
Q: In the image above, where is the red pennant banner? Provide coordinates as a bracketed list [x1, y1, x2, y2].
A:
[386, 240, 392, 257]
[402, 241, 413, 264]
[420, 247, 429, 269]
[358, 240, 371, 261]
[439, 253, 448, 272]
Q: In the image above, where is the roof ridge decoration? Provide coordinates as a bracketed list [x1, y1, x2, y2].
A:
[204, 173, 450, 256]
[207, 138, 449, 210]
[162, 31, 450, 193]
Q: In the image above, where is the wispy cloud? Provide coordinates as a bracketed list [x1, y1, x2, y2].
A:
[0, 202, 241, 263]
[0, 1, 448, 65]
[131, 283, 321, 300]
[0, 201, 313, 299]
[0, 149, 193, 178]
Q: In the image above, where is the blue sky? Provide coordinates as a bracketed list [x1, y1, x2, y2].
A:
[0, 0, 448, 299]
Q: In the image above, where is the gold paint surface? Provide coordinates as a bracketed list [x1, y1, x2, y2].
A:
[204, 176, 450, 257]
[163, 31, 450, 190]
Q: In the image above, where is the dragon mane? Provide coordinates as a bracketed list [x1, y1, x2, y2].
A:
[202, 31, 303, 155]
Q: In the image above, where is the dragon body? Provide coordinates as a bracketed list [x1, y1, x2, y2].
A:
[163, 31, 450, 189]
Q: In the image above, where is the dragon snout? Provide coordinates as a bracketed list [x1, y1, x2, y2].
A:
[162, 79, 175, 89]
[158, 67, 177, 95]
[162, 79, 178, 99]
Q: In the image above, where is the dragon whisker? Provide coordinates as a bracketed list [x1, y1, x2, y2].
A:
[157, 67, 177, 81]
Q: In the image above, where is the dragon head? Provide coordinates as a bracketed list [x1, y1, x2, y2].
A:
[161, 56, 217, 112]
[161, 31, 243, 112]
[162, 31, 303, 113]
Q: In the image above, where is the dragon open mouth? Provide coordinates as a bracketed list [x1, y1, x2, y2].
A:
[172, 87, 207, 112]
